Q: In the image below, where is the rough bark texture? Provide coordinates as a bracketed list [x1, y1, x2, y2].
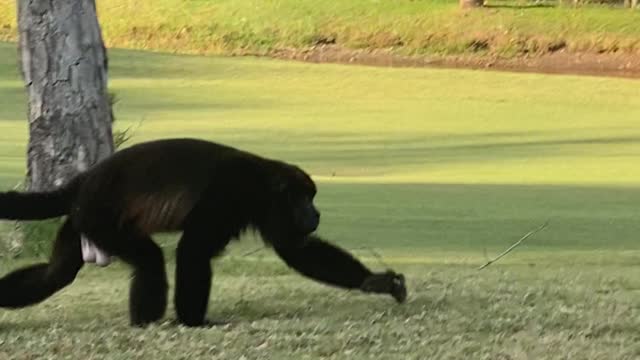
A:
[17, 0, 113, 192]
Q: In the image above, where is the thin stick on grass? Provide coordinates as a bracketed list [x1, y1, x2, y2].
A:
[242, 246, 266, 257]
[477, 221, 549, 270]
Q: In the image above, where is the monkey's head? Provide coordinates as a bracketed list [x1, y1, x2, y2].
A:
[265, 162, 320, 242]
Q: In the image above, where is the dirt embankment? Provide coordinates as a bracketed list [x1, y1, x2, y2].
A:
[267, 45, 640, 79]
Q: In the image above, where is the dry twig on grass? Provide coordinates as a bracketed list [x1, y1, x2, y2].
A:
[242, 246, 266, 257]
[477, 221, 549, 270]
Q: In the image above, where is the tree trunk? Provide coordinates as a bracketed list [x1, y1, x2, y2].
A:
[17, 0, 113, 192]
[460, 0, 484, 8]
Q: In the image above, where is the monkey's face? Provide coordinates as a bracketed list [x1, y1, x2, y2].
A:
[290, 193, 320, 235]
[270, 165, 320, 237]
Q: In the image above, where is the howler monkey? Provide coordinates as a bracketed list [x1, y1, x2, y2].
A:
[0, 138, 406, 327]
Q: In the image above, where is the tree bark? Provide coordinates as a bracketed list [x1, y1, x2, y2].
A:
[17, 0, 113, 192]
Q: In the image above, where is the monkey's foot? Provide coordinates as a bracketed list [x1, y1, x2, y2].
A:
[360, 270, 407, 303]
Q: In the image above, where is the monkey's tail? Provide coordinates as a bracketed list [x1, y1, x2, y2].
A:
[0, 177, 81, 220]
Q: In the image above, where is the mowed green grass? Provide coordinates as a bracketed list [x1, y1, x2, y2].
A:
[1, 41, 640, 358]
[2, 0, 640, 57]
[1, 41, 639, 254]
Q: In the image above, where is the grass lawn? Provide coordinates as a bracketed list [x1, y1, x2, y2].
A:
[1, 1, 640, 58]
[0, 40, 639, 358]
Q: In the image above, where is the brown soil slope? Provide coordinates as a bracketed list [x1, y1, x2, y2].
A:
[268, 45, 640, 79]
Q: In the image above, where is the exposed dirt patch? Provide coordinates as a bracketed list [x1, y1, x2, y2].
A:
[266, 45, 640, 79]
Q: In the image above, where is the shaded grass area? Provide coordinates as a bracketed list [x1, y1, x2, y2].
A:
[1, 1, 640, 59]
[1, 42, 640, 358]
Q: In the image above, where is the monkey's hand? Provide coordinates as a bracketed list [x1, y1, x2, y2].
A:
[360, 270, 407, 303]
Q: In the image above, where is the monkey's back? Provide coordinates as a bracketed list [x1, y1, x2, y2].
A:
[71, 138, 266, 233]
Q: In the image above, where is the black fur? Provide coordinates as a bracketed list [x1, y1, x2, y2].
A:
[0, 219, 83, 308]
[0, 183, 77, 220]
[0, 138, 407, 327]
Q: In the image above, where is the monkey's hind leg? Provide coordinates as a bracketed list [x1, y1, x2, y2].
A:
[0, 219, 84, 308]
[114, 232, 169, 327]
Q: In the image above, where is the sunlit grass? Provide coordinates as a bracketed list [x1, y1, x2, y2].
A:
[1, 0, 640, 58]
[0, 257, 639, 359]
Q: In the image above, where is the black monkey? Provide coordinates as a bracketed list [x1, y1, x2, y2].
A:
[0, 138, 406, 327]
